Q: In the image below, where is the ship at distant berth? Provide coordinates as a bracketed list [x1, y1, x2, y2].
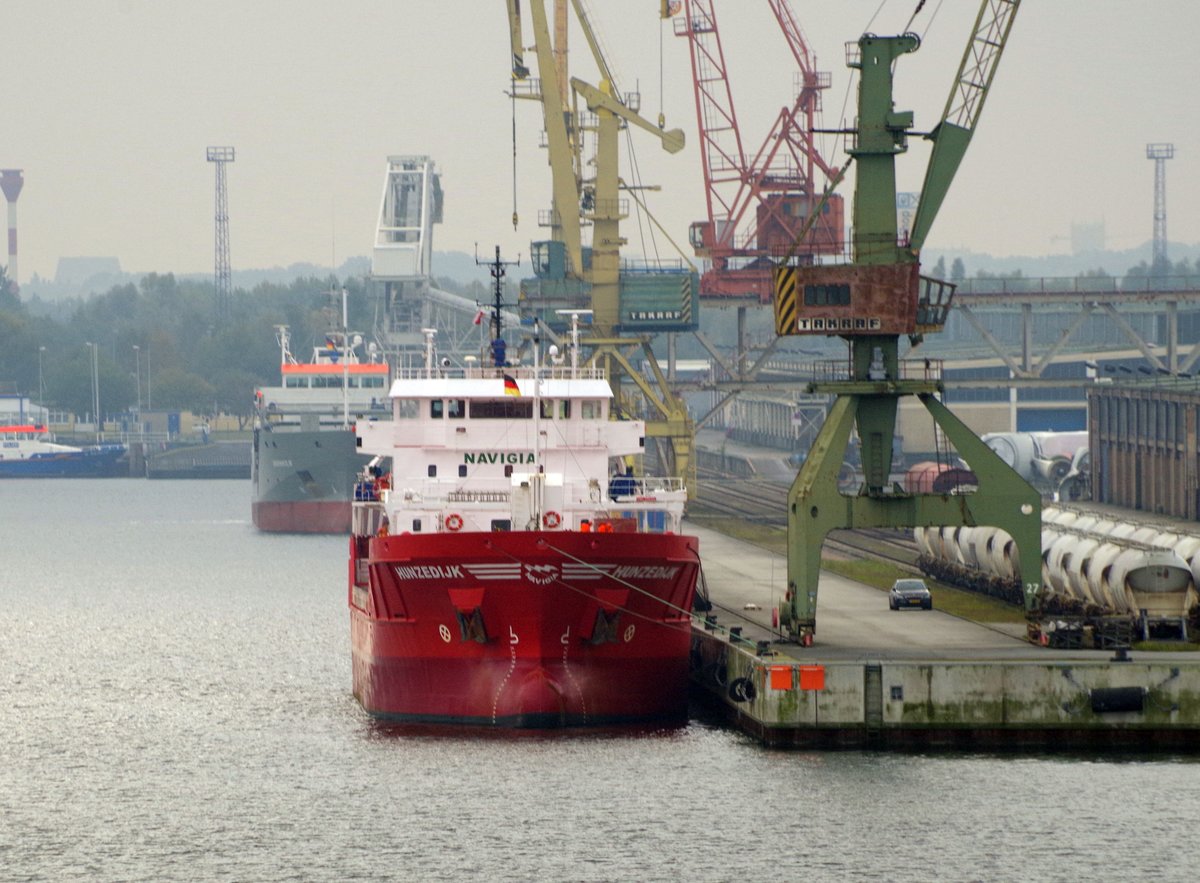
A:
[252, 324, 390, 533]
[348, 306, 701, 727]
[0, 423, 127, 478]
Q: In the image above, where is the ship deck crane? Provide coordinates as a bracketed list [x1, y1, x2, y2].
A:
[506, 0, 699, 485]
[770, 0, 1043, 641]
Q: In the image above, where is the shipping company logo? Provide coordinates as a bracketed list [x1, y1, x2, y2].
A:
[524, 563, 558, 585]
[463, 452, 535, 465]
[465, 564, 522, 580]
[462, 563, 561, 585]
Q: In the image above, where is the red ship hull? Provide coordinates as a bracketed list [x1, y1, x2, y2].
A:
[252, 500, 350, 534]
[349, 530, 700, 727]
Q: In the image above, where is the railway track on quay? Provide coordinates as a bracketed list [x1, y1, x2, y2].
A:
[691, 471, 921, 573]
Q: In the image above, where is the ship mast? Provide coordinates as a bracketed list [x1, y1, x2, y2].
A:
[555, 309, 591, 379]
[422, 327, 438, 378]
[275, 325, 293, 365]
[531, 316, 543, 522]
[479, 245, 519, 369]
[341, 287, 350, 430]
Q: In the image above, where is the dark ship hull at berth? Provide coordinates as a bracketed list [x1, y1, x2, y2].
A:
[252, 428, 371, 533]
[252, 322, 390, 534]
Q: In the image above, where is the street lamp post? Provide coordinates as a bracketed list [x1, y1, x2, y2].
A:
[133, 345, 141, 416]
[86, 341, 100, 439]
[37, 346, 45, 411]
[146, 348, 151, 411]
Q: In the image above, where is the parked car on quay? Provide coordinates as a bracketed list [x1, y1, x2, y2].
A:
[889, 578, 933, 611]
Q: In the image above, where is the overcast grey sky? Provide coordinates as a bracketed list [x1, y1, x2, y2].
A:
[4, 1, 1197, 283]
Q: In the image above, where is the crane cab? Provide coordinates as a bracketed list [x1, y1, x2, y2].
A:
[773, 262, 954, 337]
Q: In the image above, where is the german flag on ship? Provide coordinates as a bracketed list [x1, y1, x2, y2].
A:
[503, 374, 521, 396]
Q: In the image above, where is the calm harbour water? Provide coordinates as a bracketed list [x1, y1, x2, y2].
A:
[2, 478, 1197, 882]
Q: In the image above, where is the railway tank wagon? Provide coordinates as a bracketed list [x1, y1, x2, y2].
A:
[916, 505, 1199, 643]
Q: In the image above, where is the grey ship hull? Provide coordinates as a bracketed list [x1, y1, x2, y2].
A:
[252, 427, 370, 533]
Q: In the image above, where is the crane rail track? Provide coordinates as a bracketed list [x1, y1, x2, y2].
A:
[692, 471, 920, 572]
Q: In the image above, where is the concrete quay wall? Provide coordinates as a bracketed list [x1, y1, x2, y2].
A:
[691, 629, 1200, 750]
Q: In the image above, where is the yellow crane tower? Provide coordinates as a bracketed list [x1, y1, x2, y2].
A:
[506, 0, 698, 486]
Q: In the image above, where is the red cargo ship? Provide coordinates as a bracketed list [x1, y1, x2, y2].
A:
[348, 313, 700, 727]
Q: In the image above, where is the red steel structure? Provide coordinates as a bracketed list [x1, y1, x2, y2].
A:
[673, 1, 844, 302]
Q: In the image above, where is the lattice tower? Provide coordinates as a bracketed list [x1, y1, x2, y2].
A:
[1146, 143, 1174, 271]
[207, 146, 236, 321]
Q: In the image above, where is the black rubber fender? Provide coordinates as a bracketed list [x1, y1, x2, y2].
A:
[728, 677, 756, 703]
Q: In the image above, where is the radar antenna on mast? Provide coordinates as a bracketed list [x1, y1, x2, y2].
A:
[475, 245, 521, 368]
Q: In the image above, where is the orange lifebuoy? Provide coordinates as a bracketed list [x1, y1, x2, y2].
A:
[445, 513, 464, 532]
[542, 510, 562, 529]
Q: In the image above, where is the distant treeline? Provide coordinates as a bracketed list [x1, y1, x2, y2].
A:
[0, 251, 1195, 423]
[0, 269, 483, 424]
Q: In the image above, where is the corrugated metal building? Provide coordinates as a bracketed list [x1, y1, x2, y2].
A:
[1089, 380, 1200, 519]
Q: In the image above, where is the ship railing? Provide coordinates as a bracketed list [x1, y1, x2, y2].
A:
[393, 364, 607, 381]
[809, 358, 944, 383]
[586, 475, 688, 505]
[446, 489, 512, 503]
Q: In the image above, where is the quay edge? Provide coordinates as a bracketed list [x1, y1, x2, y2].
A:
[690, 628, 1200, 751]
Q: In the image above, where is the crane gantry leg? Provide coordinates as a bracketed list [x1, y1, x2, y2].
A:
[781, 343, 1042, 638]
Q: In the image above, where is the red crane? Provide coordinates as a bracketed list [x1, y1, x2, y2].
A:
[672, 0, 845, 302]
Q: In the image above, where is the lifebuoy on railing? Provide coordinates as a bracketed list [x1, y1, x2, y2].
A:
[542, 510, 562, 529]
[445, 513, 464, 532]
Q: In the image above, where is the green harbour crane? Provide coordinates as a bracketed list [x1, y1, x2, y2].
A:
[772, 0, 1043, 641]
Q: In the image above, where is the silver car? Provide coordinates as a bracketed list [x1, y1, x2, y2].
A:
[889, 578, 932, 610]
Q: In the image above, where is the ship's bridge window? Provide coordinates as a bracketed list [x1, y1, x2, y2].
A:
[430, 398, 466, 419]
[581, 400, 603, 419]
[471, 399, 534, 419]
[362, 376, 386, 389]
[540, 400, 570, 419]
[395, 398, 419, 419]
[284, 376, 309, 388]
